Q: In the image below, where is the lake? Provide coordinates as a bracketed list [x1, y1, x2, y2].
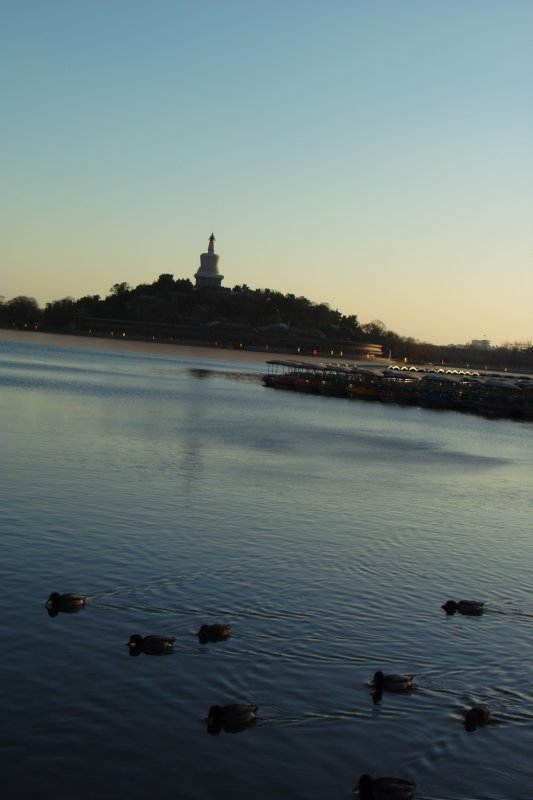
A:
[2, 331, 533, 800]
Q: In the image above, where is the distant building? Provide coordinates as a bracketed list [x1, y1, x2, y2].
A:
[194, 233, 224, 289]
[469, 339, 491, 350]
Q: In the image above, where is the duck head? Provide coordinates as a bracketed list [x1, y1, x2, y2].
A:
[355, 774, 373, 798]
[372, 670, 385, 687]
[206, 705, 223, 725]
[441, 600, 457, 614]
[126, 634, 144, 654]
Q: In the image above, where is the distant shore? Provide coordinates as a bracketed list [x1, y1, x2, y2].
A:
[0, 327, 388, 368]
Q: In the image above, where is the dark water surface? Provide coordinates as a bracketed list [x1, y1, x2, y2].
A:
[2, 334, 533, 800]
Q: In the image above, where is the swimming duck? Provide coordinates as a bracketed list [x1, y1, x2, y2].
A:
[197, 623, 231, 643]
[126, 634, 175, 655]
[206, 704, 257, 728]
[354, 774, 416, 799]
[441, 600, 484, 615]
[464, 704, 491, 731]
[45, 592, 86, 614]
[371, 671, 414, 692]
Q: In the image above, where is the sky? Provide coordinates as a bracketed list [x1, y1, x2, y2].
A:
[1, 0, 532, 346]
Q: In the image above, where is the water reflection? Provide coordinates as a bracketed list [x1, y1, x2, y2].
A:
[355, 774, 416, 800]
[206, 721, 252, 735]
[371, 688, 383, 706]
[188, 367, 261, 385]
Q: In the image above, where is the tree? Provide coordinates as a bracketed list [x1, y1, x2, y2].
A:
[6, 296, 41, 325]
[174, 278, 193, 293]
[43, 298, 76, 328]
[109, 282, 132, 297]
[361, 320, 387, 341]
[155, 274, 176, 292]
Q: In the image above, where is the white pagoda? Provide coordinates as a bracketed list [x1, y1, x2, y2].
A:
[194, 233, 224, 289]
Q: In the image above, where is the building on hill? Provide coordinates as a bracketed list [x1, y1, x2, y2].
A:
[194, 233, 224, 289]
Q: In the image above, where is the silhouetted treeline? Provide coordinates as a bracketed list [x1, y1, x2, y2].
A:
[1, 275, 532, 371]
[358, 319, 533, 372]
[0, 277, 363, 352]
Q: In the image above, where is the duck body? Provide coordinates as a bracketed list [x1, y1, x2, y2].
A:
[45, 592, 85, 614]
[442, 599, 484, 615]
[126, 634, 175, 655]
[197, 623, 231, 643]
[371, 671, 414, 692]
[355, 774, 416, 800]
[464, 704, 491, 731]
[206, 703, 257, 731]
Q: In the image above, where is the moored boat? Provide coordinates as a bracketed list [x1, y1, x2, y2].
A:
[378, 373, 422, 404]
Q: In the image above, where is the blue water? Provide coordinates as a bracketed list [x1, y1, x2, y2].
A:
[2, 333, 533, 800]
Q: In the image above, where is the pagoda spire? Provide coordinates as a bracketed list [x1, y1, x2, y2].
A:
[208, 233, 215, 253]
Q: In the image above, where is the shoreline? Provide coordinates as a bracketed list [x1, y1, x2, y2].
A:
[0, 327, 388, 368]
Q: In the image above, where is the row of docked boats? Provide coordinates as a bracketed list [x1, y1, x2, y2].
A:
[263, 360, 533, 420]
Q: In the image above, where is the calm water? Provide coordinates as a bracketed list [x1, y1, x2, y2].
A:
[2, 333, 533, 800]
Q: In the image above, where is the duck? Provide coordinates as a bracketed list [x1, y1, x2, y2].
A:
[45, 592, 86, 613]
[206, 703, 257, 728]
[197, 623, 231, 643]
[126, 634, 175, 655]
[371, 671, 414, 692]
[464, 704, 491, 731]
[441, 600, 484, 615]
[354, 773, 416, 799]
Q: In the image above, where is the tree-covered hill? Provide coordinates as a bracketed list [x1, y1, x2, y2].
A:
[0, 276, 369, 356]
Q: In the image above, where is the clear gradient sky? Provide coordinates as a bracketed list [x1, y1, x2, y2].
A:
[2, 0, 532, 346]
